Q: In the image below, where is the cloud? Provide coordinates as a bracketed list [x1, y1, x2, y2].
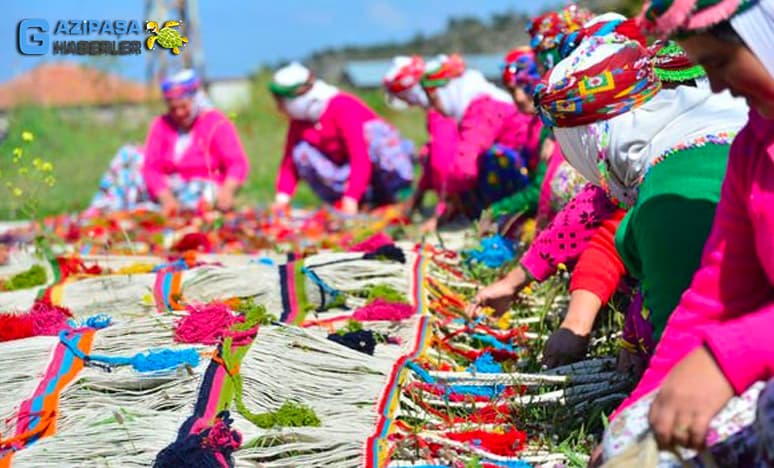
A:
[366, 0, 408, 30]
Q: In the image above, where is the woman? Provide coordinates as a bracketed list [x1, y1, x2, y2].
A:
[599, 0, 774, 464]
[472, 35, 746, 368]
[88, 70, 250, 215]
[271, 62, 413, 215]
[382, 56, 458, 217]
[417, 54, 533, 228]
[489, 47, 587, 228]
[543, 41, 714, 371]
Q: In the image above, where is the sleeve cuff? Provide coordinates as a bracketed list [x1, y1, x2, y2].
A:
[275, 192, 291, 204]
[702, 324, 761, 395]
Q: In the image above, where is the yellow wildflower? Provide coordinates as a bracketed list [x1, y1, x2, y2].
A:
[21, 131, 34, 142]
[497, 311, 512, 330]
[32, 158, 42, 168]
[558, 262, 567, 272]
[522, 285, 533, 296]
[41, 162, 53, 172]
[12, 147, 22, 158]
[12, 187, 22, 197]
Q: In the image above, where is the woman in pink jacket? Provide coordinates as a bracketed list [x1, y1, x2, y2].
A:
[88, 70, 250, 215]
[417, 54, 533, 229]
[598, 0, 774, 465]
[270, 62, 413, 215]
[382, 56, 458, 217]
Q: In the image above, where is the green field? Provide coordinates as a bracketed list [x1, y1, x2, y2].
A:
[0, 73, 428, 220]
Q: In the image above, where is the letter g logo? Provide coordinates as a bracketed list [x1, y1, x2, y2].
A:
[18, 19, 49, 55]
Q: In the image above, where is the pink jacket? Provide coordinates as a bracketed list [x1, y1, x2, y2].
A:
[613, 110, 774, 418]
[418, 110, 458, 192]
[142, 109, 249, 198]
[276, 92, 382, 202]
[425, 96, 529, 195]
[536, 143, 565, 224]
[520, 183, 619, 281]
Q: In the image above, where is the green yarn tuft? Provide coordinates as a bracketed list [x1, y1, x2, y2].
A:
[3, 264, 47, 291]
[234, 298, 276, 326]
[360, 283, 408, 304]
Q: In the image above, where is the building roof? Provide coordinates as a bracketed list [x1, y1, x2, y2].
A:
[343, 53, 507, 88]
[0, 62, 155, 110]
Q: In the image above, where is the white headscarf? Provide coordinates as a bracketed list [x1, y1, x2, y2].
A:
[546, 38, 749, 207]
[554, 87, 748, 206]
[425, 60, 512, 122]
[730, 0, 774, 79]
[383, 56, 429, 108]
[272, 62, 339, 122]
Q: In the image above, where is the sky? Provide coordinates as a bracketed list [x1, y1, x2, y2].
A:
[1, 0, 559, 83]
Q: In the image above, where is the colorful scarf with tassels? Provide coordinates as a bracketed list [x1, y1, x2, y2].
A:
[650, 39, 708, 82]
[641, 0, 759, 36]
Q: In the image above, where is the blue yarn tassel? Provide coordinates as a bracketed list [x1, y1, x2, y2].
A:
[464, 235, 515, 269]
[468, 352, 503, 374]
[59, 331, 200, 373]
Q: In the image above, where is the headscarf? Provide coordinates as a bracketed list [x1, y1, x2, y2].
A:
[536, 34, 748, 207]
[649, 40, 708, 83]
[421, 54, 512, 122]
[383, 55, 428, 107]
[269, 62, 339, 122]
[556, 15, 647, 61]
[528, 4, 594, 69]
[534, 35, 661, 128]
[501, 47, 541, 94]
[641, 0, 774, 78]
[161, 69, 213, 121]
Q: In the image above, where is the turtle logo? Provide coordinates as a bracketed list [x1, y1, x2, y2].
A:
[145, 20, 188, 55]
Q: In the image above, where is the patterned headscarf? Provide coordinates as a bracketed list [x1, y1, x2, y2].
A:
[161, 69, 201, 99]
[383, 56, 428, 107]
[501, 47, 541, 94]
[534, 35, 661, 128]
[528, 4, 594, 70]
[420, 54, 466, 89]
[556, 15, 647, 61]
[539, 33, 747, 208]
[641, 0, 774, 79]
[649, 40, 707, 83]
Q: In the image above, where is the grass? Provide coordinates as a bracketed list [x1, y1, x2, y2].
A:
[0, 72, 428, 220]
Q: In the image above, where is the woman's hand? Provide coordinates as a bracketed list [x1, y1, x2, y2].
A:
[158, 190, 179, 217]
[466, 267, 527, 317]
[216, 179, 239, 212]
[648, 345, 734, 450]
[542, 289, 600, 368]
[542, 328, 590, 368]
